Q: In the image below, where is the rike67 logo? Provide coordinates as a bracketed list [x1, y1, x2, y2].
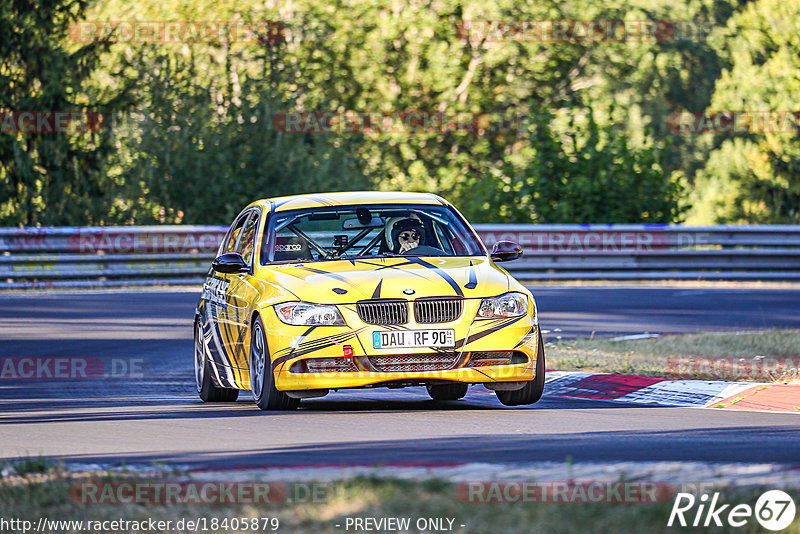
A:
[668, 490, 796, 531]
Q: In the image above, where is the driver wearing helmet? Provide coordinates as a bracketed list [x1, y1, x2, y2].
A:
[391, 218, 425, 254]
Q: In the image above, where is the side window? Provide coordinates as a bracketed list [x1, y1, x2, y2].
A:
[237, 212, 258, 265]
[223, 214, 248, 254]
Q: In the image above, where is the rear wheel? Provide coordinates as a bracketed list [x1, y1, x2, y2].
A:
[427, 382, 469, 401]
[496, 329, 546, 406]
[250, 316, 299, 411]
[195, 319, 239, 402]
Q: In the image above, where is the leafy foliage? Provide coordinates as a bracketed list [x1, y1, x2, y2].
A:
[691, 0, 800, 223]
[0, 0, 122, 225]
[0, 0, 796, 225]
[111, 48, 369, 224]
[459, 109, 685, 223]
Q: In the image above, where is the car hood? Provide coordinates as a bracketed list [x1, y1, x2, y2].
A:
[260, 256, 511, 302]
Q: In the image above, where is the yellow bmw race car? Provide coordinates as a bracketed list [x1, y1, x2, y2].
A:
[194, 192, 544, 410]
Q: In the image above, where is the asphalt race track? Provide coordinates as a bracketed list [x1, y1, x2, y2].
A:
[1, 287, 799, 469]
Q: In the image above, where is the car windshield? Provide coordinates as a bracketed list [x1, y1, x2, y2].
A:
[261, 204, 485, 264]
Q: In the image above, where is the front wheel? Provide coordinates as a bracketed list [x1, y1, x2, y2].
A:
[195, 320, 239, 402]
[496, 329, 546, 407]
[427, 382, 469, 401]
[250, 316, 299, 411]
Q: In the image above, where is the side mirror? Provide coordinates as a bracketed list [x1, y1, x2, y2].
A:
[490, 241, 523, 262]
[211, 252, 250, 274]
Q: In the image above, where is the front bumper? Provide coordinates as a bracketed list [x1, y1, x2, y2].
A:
[273, 324, 539, 391]
[276, 360, 537, 390]
[263, 299, 539, 390]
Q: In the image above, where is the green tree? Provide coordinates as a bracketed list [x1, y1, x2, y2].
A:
[7, 0, 772, 226]
[287, 0, 723, 219]
[579, 0, 739, 181]
[459, 108, 684, 223]
[691, 0, 800, 223]
[0, 0, 125, 225]
[112, 48, 370, 224]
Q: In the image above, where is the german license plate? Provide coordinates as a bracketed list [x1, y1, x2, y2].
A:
[372, 329, 455, 349]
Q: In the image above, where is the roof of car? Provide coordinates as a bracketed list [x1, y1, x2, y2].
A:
[250, 191, 447, 212]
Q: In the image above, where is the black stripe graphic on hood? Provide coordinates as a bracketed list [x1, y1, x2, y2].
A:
[465, 260, 477, 289]
[402, 257, 464, 297]
[358, 260, 430, 280]
[299, 266, 353, 285]
[372, 279, 383, 299]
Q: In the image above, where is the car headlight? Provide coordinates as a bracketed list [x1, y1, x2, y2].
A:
[476, 292, 529, 319]
[274, 302, 346, 326]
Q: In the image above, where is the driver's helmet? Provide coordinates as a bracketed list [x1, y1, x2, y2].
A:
[390, 218, 425, 253]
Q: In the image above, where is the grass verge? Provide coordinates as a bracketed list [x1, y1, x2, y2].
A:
[1, 472, 798, 534]
[547, 329, 800, 382]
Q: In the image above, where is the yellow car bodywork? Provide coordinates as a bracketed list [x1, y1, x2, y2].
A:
[195, 192, 540, 395]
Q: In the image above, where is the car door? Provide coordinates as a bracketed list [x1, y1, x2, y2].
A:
[202, 211, 249, 385]
[222, 209, 262, 387]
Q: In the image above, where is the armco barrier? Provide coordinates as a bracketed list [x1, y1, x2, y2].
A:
[477, 224, 800, 280]
[1, 224, 800, 288]
[0, 226, 225, 289]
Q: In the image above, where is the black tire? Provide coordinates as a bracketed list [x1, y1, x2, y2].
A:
[427, 382, 469, 401]
[250, 316, 299, 411]
[195, 319, 239, 402]
[496, 329, 546, 406]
